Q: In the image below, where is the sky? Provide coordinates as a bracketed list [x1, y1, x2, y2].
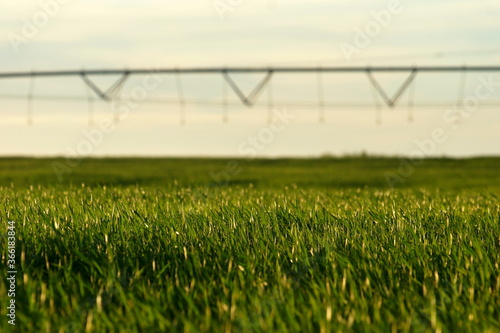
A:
[0, 0, 499, 157]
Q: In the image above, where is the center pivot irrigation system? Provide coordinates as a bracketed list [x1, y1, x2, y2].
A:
[1, 65, 500, 125]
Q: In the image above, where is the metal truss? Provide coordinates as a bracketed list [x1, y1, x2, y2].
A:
[1, 65, 500, 125]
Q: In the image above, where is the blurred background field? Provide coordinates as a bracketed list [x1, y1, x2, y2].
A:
[1, 157, 500, 192]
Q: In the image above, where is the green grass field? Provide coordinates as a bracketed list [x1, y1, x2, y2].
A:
[0, 157, 499, 332]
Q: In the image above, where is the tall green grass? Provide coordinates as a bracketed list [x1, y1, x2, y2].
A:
[0, 158, 499, 332]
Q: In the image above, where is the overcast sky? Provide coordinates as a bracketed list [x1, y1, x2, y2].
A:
[0, 0, 499, 157]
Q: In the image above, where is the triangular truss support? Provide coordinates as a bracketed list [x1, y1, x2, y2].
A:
[222, 70, 274, 107]
[80, 71, 130, 102]
[366, 68, 418, 108]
